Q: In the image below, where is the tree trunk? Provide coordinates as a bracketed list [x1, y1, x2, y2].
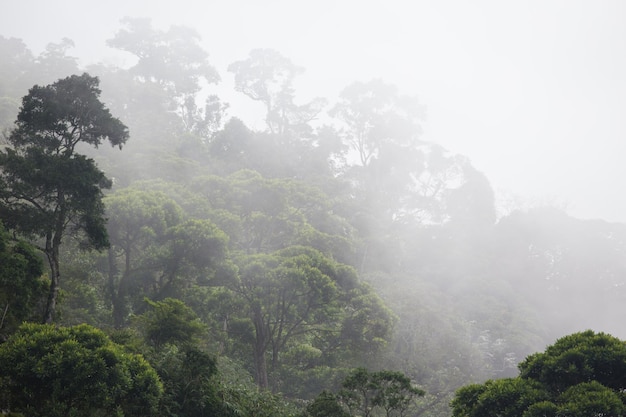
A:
[253, 306, 269, 389]
[43, 205, 64, 324]
[43, 238, 60, 324]
[108, 247, 128, 329]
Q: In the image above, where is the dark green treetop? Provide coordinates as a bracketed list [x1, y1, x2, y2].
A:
[0, 73, 128, 323]
[451, 330, 626, 417]
[0, 322, 162, 417]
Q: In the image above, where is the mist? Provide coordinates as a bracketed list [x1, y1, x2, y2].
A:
[3, 0, 626, 222]
[1, 1, 626, 416]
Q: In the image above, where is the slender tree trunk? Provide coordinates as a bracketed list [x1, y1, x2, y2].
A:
[108, 247, 128, 329]
[43, 199, 65, 324]
[43, 236, 61, 324]
[253, 306, 269, 389]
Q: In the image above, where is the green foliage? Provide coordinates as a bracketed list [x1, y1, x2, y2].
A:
[0, 323, 162, 417]
[139, 298, 205, 349]
[306, 367, 423, 417]
[451, 378, 548, 417]
[305, 391, 351, 417]
[519, 330, 626, 393]
[230, 246, 394, 392]
[148, 345, 226, 417]
[0, 222, 46, 337]
[452, 331, 626, 417]
[0, 73, 128, 322]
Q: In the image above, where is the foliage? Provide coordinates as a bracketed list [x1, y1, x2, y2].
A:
[0, 222, 46, 338]
[0, 323, 162, 417]
[231, 246, 394, 392]
[518, 330, 626, 394]
[0, 73, 128, 322]
[303, 368, 423, 417]
[337, 367, 424, 417]
[451, 331, 626, 417]
[139, 297, 205, 349]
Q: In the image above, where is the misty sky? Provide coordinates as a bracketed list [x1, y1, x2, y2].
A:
[2, 0, 626, 222]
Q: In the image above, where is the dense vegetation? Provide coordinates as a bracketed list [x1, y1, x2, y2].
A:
[451, 331, 626, 417]
[1, 20, 626, 416]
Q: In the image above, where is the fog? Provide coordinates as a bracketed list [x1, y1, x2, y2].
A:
[3, 0, 626, 222]
[3, 2, 626, 415]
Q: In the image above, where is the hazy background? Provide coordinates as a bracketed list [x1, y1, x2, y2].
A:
[2, 0, 625, 223]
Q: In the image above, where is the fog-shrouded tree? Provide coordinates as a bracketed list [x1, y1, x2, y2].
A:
[0, 36, 35, 131]
[0, 73, 128, 323]
[34, 38, 80, 85]
[107, 17, 219, 99]
[228, 48, 326, 137]
[107, 17, 221, 136]
[231, 246, 394, 392]
[104, 188, 184, 327]
[331, 78, 423, 168]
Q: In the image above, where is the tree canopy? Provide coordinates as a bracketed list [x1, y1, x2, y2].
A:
[0, 323, 162, 417]
[451, 331, 626, 417]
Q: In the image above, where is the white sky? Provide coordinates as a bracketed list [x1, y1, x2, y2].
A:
[2, 0, 626, 222]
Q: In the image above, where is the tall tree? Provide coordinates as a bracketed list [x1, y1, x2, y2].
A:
[0, 73, 128, 323]
[104, 188, 183, 327]
[107, 18, 219, 96]
[107, 17, 221, 136]
[331, 78, 423, 167]
[228, 49, 326, 137]
[232, 246, 394, 392]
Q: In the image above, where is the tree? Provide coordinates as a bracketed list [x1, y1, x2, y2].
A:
[0, 73, 129, 323]
[305, 391, 351, 417]
[0, 36, 34, 99]
[518, 330, 626, 394]
[451, 330, 626, 417]
[139, 297, 205, 349]
[304, 368, 424, 417]
[331, 78, 423, 168]
[231, 246, 394, 393]
[0, 323, 162, 417]
[104, 188, 184, 327]
[0, 36, 35, 130]
[107, 17, 221, 138]
[34, 38, 80, 85]
[228, 49, 326, 137]
[107, 17, 219, 98]
[234, 247, 341, 390]
[0, 222, 45, 338]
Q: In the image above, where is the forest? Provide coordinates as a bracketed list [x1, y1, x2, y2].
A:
[1, 18, 626, 417]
